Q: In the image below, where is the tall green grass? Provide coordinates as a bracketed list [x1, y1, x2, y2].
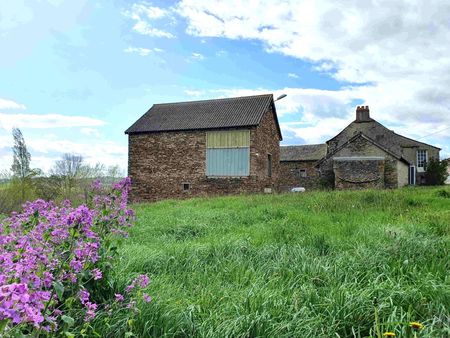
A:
[93, 187, 450, 337]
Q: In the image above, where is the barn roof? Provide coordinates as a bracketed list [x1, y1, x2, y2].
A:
[280, 144, 327, 161]
[125, 94, 282, 139]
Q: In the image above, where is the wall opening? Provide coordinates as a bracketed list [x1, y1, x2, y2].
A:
[267, 154, 272, 177]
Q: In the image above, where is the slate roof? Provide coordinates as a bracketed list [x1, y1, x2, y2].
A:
[327, 119, 441, 156]
[125, 94, 282, 138]
[316, 132, 411, 167]
[280, 144, 327, 161]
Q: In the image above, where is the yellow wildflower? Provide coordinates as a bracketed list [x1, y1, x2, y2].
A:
[410, 322, 424, 330]
[383, 332, 396, 337]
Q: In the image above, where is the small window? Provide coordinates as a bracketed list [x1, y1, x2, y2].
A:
[291, 168, 307, 178]
[267, 154, 272, 177]
[182, 183, 191, 192]
[417, 150, 428, 169]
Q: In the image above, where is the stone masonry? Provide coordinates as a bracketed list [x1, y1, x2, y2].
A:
[278, 161, 321, 191]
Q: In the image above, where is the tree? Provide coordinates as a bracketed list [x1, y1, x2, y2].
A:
[51, 153, 84, 198]
[424, 158, 448, 185]
[11, 128, 31, 179]
[10, 128, 40, 201]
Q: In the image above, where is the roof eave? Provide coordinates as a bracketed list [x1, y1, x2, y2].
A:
[125, 124, 260, 135]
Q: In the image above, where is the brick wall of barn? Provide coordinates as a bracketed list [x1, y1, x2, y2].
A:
[127, 109, 280, 202]
[278, 161, 322, 191]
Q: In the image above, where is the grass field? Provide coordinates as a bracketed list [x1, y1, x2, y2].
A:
[96, 187, 449, 337]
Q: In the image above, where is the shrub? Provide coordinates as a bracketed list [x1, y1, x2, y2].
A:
[424, 159, 448, 185]
[0, 178, 150, 337]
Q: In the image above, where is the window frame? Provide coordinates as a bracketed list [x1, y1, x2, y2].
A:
[417, 149, 428, 171]
[182, 182, 191, 192]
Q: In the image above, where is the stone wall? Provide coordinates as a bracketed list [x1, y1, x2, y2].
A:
[278, 161, 321, 191]
[128, 109, 280, 202]
[333, 158, 385, 190]
[318, 135, 402, 189]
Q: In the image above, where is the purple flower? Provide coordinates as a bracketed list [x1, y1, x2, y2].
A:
[91, 179, 102, 191]
[92, 268, 102, 280]
[78, 289, 90, 305]
[115, 293, 125, 302]
[143, 293, 152, 303]
[0, 177, 135, 332]
[136, 274, 150, 288]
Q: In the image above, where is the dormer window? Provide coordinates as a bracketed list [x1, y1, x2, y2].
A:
[417, 150, 428, 169]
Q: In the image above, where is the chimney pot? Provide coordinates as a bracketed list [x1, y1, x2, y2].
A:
[355, 105, 370, 122]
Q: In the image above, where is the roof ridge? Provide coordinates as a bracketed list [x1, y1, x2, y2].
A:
[316, 132, 410, 167]
[282, 143, 326, 147]
[153, 93, 273, 106]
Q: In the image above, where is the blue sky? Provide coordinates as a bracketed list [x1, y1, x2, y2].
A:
[1, 0, 449, 172]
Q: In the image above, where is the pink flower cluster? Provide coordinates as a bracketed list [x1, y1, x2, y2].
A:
[0, 178, 148, 335]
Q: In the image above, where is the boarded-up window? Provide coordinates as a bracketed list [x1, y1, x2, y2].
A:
[206, 130, 250, 176]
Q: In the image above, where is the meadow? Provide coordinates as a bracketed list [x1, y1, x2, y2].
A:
[98, 187, 450, 337]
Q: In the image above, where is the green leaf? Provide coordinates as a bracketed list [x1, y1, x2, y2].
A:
[53, 281, 64, 300]
[0, 319, 9, 333]
[125, 332, 134, 338]
[65, 332, 75, 338]
[61, 315, 75, 327]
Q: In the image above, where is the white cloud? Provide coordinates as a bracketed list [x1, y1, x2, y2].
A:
[0, 98, 26, 110]
[215, 50, 227, 57]
[124, 46, 152, 56]
[288, 73, 299, 79]
[124, 47, 152, 56]
[130, 3, 168, 19]
[0, 113, 106, 130]
[124, 46, 164, 56]
[184, 89, 204, 97]
[175, 0, 450, 150]
[124, 2, 175, 38]
[30, 138, 127, 172]
[0, 136, 127, 172]
[313, 62, 335, 73]
[132, 22, 174, 38]
[80, 127, 101, 137]
[191, 52, 205, 60]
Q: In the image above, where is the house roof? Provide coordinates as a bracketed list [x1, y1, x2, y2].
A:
[125, 94, 282, 139]
[327, 119, 441, 155]
[280, 144, 327, 161]
[316, 132, 411, 167]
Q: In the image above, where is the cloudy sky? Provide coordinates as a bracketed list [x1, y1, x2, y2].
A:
[1, 0, 449, 172]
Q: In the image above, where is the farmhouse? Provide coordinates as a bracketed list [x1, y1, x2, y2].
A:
[125, 94, 282, 201]
[280, 106, 441, 190]
[126, 95, 441, 201]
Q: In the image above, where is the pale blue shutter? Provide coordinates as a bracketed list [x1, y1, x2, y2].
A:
[206, 130, 250, 176]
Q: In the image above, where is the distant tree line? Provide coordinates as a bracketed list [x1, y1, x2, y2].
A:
[0, 128, 124, 214]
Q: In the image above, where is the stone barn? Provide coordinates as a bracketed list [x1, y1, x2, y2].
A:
[125, 94, 282, 202]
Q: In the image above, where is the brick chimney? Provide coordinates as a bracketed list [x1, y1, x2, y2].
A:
[355, 105, 370, 122]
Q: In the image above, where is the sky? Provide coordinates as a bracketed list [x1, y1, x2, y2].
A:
[1, 0, 449, 173]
